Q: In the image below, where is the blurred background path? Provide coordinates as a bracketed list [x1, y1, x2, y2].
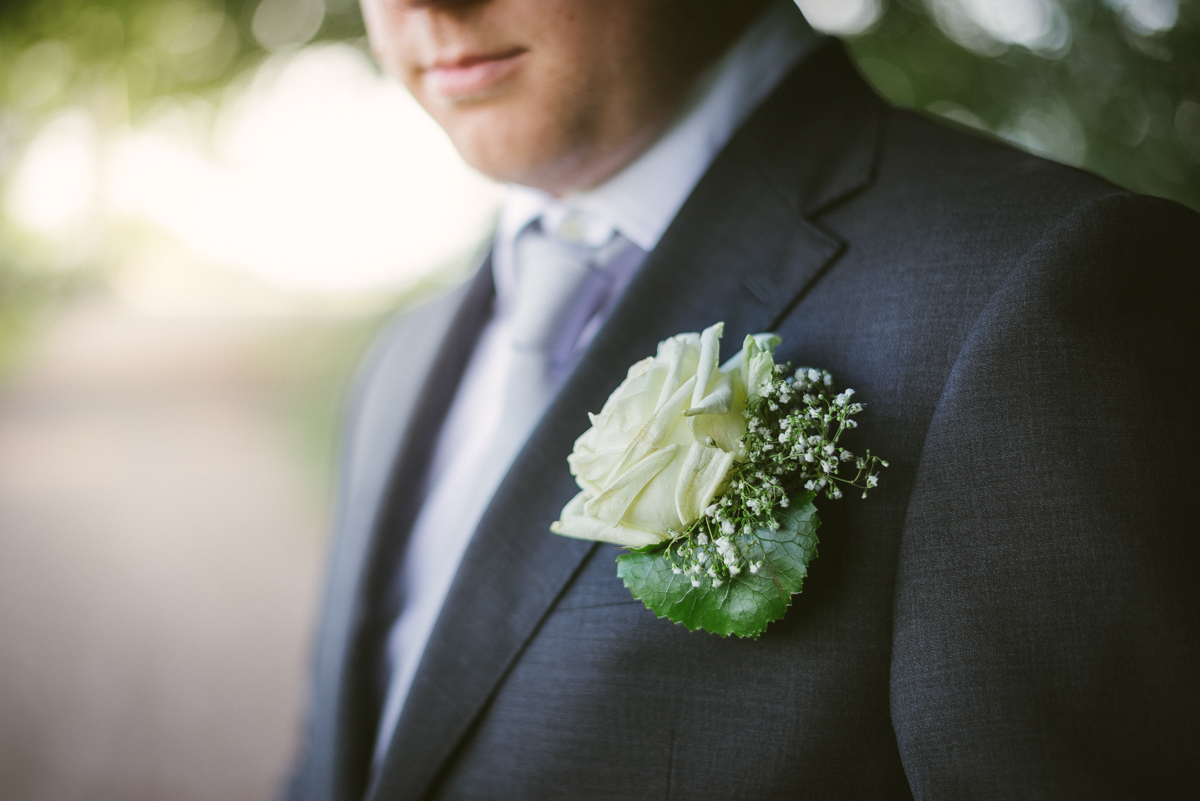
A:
[0, 298, 359, 801]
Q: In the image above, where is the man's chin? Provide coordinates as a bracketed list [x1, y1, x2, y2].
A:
[425, 83, 513, 109]
[439, 114, 574, 189]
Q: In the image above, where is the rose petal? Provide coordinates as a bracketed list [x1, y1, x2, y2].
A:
[674, 441, 736, 525]
[551, 492, 664, 547]
[687, 398, 746, 453]
[655, 335, 700, 410]
[748, 350, 775, 398]
[619, 453, 689, 533]
[730, 333, 780, 394]
[690, 322, 724, 409]
[608, 376, 695, 482]
[585, 444, 679, 526]
[567, 446, 625, 494]
[683, 372, 734, 417]
[597, 386, 662, 445]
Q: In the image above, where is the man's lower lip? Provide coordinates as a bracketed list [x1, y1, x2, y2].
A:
[424, 54, 525, 99]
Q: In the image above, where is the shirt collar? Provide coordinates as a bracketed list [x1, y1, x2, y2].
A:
[496, 0, 817, 297]
[568, 0, 816, 250]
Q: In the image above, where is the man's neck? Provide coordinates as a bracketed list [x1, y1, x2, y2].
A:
[499, 0, 818, 258]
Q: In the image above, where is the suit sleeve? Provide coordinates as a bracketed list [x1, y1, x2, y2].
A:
[890, 193, 1200, 798]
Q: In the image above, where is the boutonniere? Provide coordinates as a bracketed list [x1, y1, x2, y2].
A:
[551, 323, 886, 638]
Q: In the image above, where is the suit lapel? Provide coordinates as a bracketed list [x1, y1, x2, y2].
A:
[306, 263, 495, 801]
[369, 39, 883, 801]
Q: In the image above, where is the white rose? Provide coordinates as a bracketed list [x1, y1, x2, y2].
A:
[551, 322, 779, 547]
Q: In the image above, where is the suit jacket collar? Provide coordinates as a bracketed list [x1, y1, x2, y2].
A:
[367, 38, 884, 801]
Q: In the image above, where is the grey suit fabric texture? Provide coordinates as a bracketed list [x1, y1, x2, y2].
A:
[286, 39, 1200, 801]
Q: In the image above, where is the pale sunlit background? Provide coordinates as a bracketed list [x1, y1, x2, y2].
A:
[0, 0, 1197, 799]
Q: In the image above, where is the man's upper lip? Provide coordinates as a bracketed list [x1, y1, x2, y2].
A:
[426, 47, 527, 71]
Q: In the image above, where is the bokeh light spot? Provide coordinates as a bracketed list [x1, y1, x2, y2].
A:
[7, 108, 100, 236]
[252, 0, 327, 51]
[795, 0, 884, 36]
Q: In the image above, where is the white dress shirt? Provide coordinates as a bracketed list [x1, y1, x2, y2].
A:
[372, 0, 817, 767]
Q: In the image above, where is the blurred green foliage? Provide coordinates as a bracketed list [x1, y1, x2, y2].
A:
[0, 0, 370, 378]
[249, 311, 386, 512]
[0, 0, 1196, 378]
[0, 0, 365, 135]
[0, 251, 89, 380]
[848, 0, 1199, 210]
[2, 0, 1194, 208]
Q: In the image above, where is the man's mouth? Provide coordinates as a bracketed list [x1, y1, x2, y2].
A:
[423, 48, 528, 100]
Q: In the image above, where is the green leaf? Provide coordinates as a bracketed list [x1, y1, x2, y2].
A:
[615, 491, 820, 638]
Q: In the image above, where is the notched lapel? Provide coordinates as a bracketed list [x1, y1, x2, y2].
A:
[748, 38, 886, 219]
[369, 39, 885, 801]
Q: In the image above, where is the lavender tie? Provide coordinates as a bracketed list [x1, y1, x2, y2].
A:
[369, 214, 641, 775]
[492, 220, 631, 452]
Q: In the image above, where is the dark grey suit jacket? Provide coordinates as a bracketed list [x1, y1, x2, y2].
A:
[288, 38, 1200, 801]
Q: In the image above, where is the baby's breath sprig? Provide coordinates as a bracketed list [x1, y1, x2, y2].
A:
[666, 365, 887, 586]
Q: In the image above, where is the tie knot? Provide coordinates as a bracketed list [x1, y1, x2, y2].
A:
[540, 205, 616, 248]
[507, 224, 599, 352]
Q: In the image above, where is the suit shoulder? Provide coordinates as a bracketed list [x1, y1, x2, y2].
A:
[354, 280, 477, 394]
[340, 277, 481, 457]
[995, 190, 1200, 312]
[824, 103, 1197, 289]
[876, 107, 1120, 215]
